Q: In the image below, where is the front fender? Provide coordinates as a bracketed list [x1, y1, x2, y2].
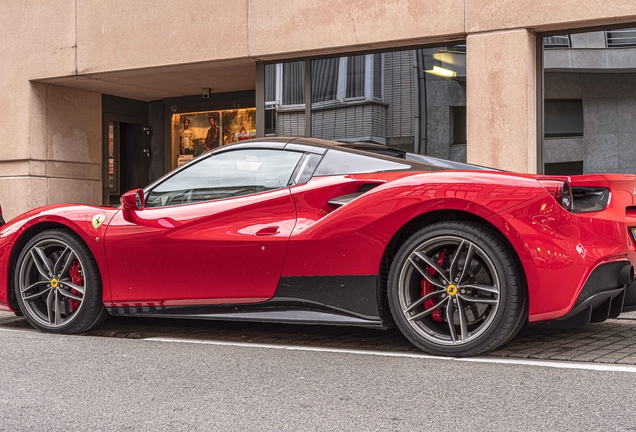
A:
[0, 205, 119, 311]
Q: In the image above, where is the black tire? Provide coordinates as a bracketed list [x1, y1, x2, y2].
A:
[14, 229, 107, 334]
[85, 305, 110, 332]
[388, 221, 526, 356]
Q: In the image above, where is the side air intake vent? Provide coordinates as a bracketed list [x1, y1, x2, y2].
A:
[328, 184, 380, 208]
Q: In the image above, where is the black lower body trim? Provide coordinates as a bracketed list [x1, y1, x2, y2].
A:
[622, 281, 636, 312]
[108, 307, 385, 328]
[272, 275, 380, 320]
[107, 275, 386, 328]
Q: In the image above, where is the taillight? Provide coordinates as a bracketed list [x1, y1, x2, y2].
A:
[538, 179, 572, 211]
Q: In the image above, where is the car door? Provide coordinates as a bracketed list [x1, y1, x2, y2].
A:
[103, 148, 303, 306]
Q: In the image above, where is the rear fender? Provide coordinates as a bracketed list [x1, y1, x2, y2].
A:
[283, 177, 547, 277]
[491, 193, 635, 321]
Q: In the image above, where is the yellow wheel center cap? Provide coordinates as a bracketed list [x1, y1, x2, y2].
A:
[446, 284, 458, 296]
[50, 278, 59, 289]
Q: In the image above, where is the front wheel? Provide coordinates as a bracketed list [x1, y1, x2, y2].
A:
[388, 221, 526, 356]
[14, 229, 107, 334]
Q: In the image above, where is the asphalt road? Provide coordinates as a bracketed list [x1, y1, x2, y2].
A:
[0, 328, 635, 431]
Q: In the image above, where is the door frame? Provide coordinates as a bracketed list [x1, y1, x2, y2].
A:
[102, 113, 151, 204]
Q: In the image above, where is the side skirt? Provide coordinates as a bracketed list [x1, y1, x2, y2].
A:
[107, 275, 387, 329]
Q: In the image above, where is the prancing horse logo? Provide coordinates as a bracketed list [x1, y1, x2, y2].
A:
[92, 214, 106, 229]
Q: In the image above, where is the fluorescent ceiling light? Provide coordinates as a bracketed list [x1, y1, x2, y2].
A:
[424, 66, 457, 78]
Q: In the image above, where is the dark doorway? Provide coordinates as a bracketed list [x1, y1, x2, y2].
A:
[105, 120, 150, 204]
[119, 123, 147, 194]
[103, 95, 151, 205]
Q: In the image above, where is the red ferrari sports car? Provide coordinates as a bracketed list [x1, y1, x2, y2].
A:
[1, 137, 635, 356]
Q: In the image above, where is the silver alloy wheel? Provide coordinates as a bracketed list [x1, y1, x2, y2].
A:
[397, 235, 500, 346]
[18, 238, 86, 328]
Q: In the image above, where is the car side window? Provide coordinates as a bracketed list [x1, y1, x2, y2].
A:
[146, 149, 303, 208]
[313, 148, 410, 176]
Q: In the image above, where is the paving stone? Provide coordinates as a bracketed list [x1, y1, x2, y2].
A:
[557, 342, 592, 349]
[507, 351, 538, 358]
[592, 353, 630, 363]
[549, 353, 595, 361]
[5, 312, 636, 365]
[571, 350, 614, 361]
[529, 350, 571, 360]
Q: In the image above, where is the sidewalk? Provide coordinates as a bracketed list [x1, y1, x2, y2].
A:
[3, 310, 636, 364]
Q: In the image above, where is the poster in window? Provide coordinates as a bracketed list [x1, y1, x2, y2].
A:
[172, 111, 218, 169]
[221, 108, 256, 145]
[203, 112, 221, 151]
[171, 108, 256, 169]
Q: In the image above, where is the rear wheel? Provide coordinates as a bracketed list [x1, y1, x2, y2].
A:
[388, 221, 526, 356]
[14, 229, 106, 334]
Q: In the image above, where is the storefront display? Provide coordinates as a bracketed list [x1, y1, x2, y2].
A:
[108, 121, 118, 194]
[171, 108, 256, 168]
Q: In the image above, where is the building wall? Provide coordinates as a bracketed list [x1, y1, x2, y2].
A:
[0, 82, 101, 219]
[467, 29, 537, 173]
[76, 0, 251, 73]
[3, 1, 636, 217]
[544, 72, 636, 174]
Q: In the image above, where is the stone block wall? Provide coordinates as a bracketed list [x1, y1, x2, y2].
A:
[544, 72, 636, 174]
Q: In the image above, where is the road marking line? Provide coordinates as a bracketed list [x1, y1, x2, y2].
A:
[145, 336, 636, 373]
[2, 326, 635, 373]
[0, 326, 37, 333]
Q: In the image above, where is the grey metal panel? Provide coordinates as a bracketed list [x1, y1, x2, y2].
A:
[212, 137, 293, 154]
[285, 143, 328, 155]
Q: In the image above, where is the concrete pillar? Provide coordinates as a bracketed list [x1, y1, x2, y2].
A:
[466, 29, 537, 173]
[44, 85, 102, 209]
[0, 84, 102, 220]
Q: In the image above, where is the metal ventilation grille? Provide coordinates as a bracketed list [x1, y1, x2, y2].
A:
[606, 28, 636, 47]
[543, 35, 571, 48]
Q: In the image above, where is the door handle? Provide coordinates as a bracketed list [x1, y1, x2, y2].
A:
[255, 226, 280, 236]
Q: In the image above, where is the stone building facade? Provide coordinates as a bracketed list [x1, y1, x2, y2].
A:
[2, 1, 636, 219]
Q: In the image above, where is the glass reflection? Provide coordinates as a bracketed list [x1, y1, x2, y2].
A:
[262, 44, 467, 164]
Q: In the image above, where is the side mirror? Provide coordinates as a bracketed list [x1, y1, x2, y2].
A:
[121, 189, 144, 211]
[121, 189, 144, 223]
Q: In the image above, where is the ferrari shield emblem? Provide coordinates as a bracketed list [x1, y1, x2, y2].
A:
[92, 214, 106, 229]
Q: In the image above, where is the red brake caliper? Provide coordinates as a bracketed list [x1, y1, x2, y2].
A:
[67, 260, 84, 311]
[420, 251, 445, 322]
